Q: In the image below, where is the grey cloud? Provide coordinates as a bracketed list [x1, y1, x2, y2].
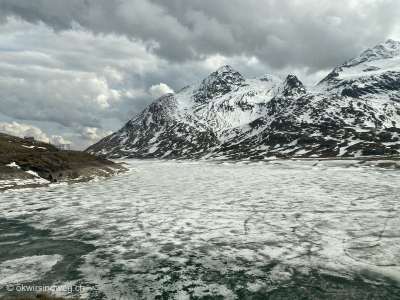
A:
[0, 23, 165, 128]
[0, 0, 90, 30]
[1, 0, 399, 71]
[0, 61, 123, 128]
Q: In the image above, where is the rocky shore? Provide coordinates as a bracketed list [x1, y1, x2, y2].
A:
[0, 132, 129, 192]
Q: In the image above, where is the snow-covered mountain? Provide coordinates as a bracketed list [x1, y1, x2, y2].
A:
[316, 39, 400, 102]
[86, 40, 400, 159]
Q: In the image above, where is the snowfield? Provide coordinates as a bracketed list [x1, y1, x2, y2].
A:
[0, 159, 399, 299]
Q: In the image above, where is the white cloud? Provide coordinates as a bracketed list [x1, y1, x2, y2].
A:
[0, 121, 114, 149]
[50, 135, 72, 145]
[204, 54, 229, 71]
[0, 121, 73, 145]
[70, 126, 113, 141]
[63, 126, 113, 149]
[0, 121, 48, 141]
[149, 83, 174, 98]
[0, 18, 166, 129]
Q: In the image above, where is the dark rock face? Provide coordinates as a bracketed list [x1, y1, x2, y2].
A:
[86, 40, 400, 159]
[317, 67, 342, 85]
[193, 65, 247, 103]
[281, 75, 307, 97]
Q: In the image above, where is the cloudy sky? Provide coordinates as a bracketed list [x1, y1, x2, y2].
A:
[0, 0, 399, 149]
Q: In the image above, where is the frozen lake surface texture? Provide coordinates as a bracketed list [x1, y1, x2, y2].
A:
[1, 159, 400, 299]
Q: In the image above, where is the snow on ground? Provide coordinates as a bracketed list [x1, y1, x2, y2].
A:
[25, 170, 41, 178]
[6, 162, 20, 169]
[0, 176, 50, 190]
[0, 159, 399, 299]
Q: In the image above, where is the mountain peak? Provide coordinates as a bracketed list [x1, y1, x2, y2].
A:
[341, 39, 400, 68]
[190, 65, 246, 102]
[373, 39, 400, 54]
[385, 39, 400, 46]
[216, 65, 237, 74]
[285, 74, 300, 83]
[212, 65, 244, 80]
[318, 39, 400, 86]
[282, 74, 307, 96]
[201, 65, 244, 88]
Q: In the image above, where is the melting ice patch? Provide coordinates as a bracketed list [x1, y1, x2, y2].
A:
[0, 255, 62, 285]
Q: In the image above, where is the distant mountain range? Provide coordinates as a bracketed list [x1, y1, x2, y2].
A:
[86, 40, 400, 159]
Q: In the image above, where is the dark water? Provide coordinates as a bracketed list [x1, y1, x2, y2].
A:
[1, 218, 399, 300]
[0, 218, 104, 299]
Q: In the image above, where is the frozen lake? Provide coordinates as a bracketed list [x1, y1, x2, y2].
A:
[1, 159, 400, 299]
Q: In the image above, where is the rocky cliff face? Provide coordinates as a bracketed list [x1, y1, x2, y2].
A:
[86, 40, 400, 159]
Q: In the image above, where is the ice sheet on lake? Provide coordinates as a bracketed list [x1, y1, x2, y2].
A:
[0, 159, 399, 299]
[0, 255, 62, 285]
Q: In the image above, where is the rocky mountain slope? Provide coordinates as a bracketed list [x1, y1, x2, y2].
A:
[86, 40, 400, 159]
